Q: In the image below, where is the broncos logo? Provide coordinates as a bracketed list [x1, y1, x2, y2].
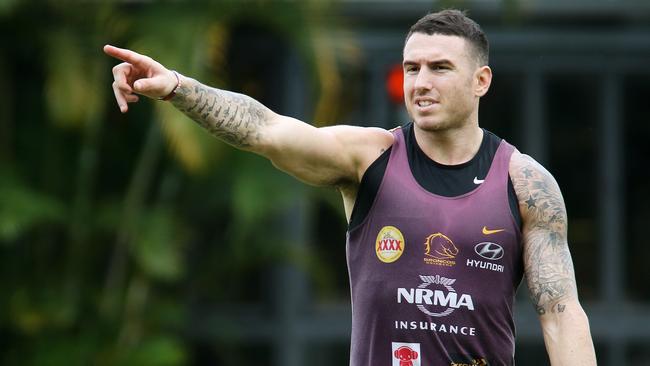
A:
[424, 233, 458, 260]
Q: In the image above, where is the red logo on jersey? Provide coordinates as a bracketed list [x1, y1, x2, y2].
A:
[394, 346, 419, 366]
[379, 238, 402, 251]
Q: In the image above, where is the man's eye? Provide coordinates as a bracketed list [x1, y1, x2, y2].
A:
[405, 66, 418, 73]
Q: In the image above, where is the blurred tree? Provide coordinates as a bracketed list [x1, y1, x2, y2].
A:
[0, 0, 352, 365]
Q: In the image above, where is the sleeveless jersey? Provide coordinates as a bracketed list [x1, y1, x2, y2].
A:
[346, 127, 523, 366]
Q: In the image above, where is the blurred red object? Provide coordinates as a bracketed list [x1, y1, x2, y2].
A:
[386, 63, 404, 104]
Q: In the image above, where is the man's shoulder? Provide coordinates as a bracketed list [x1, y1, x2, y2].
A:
[508, 150, 566, 227]
[509, 151, 555, 185]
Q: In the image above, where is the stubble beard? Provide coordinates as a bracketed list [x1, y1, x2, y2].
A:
[411, 112, 464, 133]
[409, 99, 476, 134]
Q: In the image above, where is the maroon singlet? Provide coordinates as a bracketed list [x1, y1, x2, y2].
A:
[346, 127, 523, 366]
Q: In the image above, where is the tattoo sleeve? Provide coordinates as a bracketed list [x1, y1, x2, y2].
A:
[170, 77, 269, 149]
[513, 155, 578, 316]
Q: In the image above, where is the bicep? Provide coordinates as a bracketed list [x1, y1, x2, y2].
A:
[512, 154, 578, 316]
[258, 113, 391, 187]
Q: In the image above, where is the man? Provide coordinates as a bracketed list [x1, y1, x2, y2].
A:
[105, 9, 596, 365]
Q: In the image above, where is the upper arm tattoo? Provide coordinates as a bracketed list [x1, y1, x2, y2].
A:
[170, 78, 269, 149]
[513, 155, 578, 315]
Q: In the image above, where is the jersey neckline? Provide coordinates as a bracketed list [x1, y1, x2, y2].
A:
[407, 122, 488, 171]
[396, 125, 504, 201]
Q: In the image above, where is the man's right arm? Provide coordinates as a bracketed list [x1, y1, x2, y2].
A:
[170, 77, 270, 150]
[170, 75, 392, 187]
[104, 45, 393, 189]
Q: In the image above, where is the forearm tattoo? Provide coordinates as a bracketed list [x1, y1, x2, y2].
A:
[514, 156, 577, 315]
[171, 78, 268, 148]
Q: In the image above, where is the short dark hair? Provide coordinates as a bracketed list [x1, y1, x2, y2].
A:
[405, 9, 489, 66]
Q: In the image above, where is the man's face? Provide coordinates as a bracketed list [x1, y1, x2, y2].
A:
[402, 33, 484, 132]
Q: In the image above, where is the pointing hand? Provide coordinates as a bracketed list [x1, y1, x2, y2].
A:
[103, 45, 178, 113]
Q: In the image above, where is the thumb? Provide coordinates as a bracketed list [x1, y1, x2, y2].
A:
[133, 72, 177, 98]
[132, 78, 159, 94]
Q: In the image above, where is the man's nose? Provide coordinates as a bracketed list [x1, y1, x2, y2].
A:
[413, 69, 433, 91]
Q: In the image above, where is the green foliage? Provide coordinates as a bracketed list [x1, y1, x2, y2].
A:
[115, 335, 187, 366]
[45, 30, 106, 128]
[0, 0, 348, 364]
[231, 154, 299, 226]
[131, 207, 188, 282]
[156, 100, 225, 174]
[9, 287, 74, 334]
[0, 0, 19, 16]
[0, 169, 66, 243]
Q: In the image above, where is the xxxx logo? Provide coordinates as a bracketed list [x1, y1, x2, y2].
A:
[376, 226, 405, 263]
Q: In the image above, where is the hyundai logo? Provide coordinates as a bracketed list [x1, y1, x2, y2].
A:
[474, 242, 504, 260]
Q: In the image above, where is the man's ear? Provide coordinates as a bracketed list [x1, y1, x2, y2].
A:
[475, 65, 492, 97]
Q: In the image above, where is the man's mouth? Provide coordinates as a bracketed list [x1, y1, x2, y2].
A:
[414, 98, 438, 109]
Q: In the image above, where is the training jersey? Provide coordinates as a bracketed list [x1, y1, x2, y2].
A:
[346, 126, 524, 366]
[349, 123, 521, 230]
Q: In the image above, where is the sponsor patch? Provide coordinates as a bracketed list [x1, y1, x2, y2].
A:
[466, 242, 505, 272]
[397, 275, 474, 317]
[392, 342, 420, 366]
[393, 320, 477, 336]
[474, 242, 504, 260]
[376, 226, 405, 263]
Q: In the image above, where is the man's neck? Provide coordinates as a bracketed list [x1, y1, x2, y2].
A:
[413, 122, 484, 165]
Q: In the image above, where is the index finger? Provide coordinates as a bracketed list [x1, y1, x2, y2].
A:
[103, 44, 148, 66]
